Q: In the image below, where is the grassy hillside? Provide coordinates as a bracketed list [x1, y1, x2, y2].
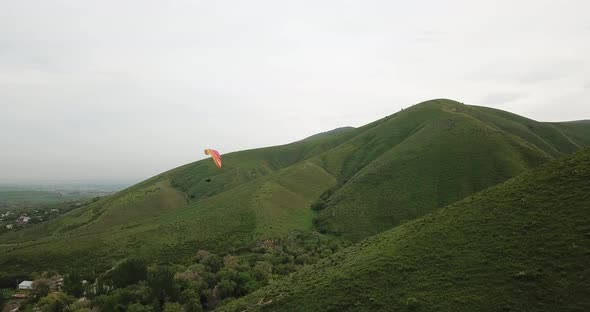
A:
[312, 99, 587, 239]
[1, 99, 589, 276]
[0, 137, 351, 274]
[219, 147, 590, 312]
[551, 120, 590, 147]
[0, 190, 71, 207]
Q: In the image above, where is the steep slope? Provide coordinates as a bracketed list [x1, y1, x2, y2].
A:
[551, 120, 590, 147]
[312, 99, 588, 239]
[1, 99, 589, 276]
[219, 148, 590, 312]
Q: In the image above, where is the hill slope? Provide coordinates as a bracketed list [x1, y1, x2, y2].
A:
[219, 147, 590, 312]
[311, 100, 586, 239]
[1, 99, 589, 275]
[0, 130, 358, 273]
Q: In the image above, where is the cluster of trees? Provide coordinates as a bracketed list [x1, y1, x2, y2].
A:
[10, 271, 86, 312]
[87, 232, 348, 311]
[6, 231, 348, 311]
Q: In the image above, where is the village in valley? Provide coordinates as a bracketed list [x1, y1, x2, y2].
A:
[2, 272, 92, 312]
[0, 182, 128, 234]
[1, 210, 59, 232]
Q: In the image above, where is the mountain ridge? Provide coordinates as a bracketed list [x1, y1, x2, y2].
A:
[1, 99, 589, 277]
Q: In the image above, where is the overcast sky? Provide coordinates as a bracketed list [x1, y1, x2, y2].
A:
[1, 0, 589, 183]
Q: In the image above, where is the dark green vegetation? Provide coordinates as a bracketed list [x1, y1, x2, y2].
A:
[88, 233, 347, 311]
[8, 232, 349, 312]
[220, 147, 590, 312]
[1, 99, 590, 279]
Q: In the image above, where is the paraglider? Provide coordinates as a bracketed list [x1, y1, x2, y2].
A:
[203, 149, 222, 183]
[204, 148, 222, 169]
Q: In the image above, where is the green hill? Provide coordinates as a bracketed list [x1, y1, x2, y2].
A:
[219, 147, 590, 312]
[0, 130, 358, 273]
[1, 99, 589, 276]
[312, 100, 587, 239]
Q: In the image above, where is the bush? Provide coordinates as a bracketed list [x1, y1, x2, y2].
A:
[310, 187, 337, 211]
[184, 298, 203, 312]
[65, 299, 91, 312]
[37, 292, 75, 312]
[163, 302, 184, 312]
[64, 270, 84, 297]
[127, 303, 153, 312]
[32, 279, 51, 299]
[148, 266, 180, 304]
[200, 254, 223, 273]
[406, 297, 420, 310]
[216, 279, 237, 299]
[109, 258, 148, 288]
[310, 199, 328, 211]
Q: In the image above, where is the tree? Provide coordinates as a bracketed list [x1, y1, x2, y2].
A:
[180, 288, 199, 305]
[32, 279, 51, 299]
[194, 250, 210, 262]
[64, 298, 91, 312]
[0, 291, 5, 310]
[89, 278, 107, 298]
[253, 261, 272, 281]
[94, 294, 118, 312]
[223, 255, 239, 269]
[200, 254, 223, 272]
[201, 288, 219, 310]
[148, 266, 180, 306]
[37, 292, 75, 312]
[127, 303, 154, 312]
[163, 302, 184, 312]
[64, 270, 84, 297]
[110, 258, 148, 288]
[295, 253, 312, 265]
[216, 279, 237, 299]
[151, 298, 160, 312]
[184, 299, 203, 312]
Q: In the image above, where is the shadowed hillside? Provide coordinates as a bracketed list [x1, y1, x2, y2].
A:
[219, 147, 590, 312]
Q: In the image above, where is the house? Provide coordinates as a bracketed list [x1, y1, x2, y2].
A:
[16, 216, 31, 226]
[6, 224, 13, 230]
[18, 280, 33, 290]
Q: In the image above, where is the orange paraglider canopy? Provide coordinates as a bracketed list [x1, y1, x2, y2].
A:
[204, 149, 222, 169]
